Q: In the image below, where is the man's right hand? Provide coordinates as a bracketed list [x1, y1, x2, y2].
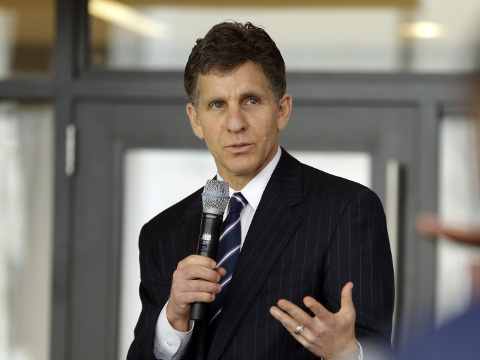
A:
[166, 255, 226, 332]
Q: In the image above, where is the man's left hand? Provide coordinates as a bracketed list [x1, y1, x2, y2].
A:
[269, 282, 359, 360]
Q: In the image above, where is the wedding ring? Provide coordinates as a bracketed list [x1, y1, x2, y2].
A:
[294, 324, 304, 335]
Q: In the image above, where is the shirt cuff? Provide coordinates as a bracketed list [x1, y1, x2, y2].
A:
[356, 340, 363, 360]
[153, 301, 195, 360]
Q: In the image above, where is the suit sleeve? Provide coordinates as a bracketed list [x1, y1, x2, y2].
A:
[323, 187, 395, 359]
[127, 222, 171, 360]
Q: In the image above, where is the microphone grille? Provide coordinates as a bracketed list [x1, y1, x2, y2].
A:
[202, 179, 229, 214]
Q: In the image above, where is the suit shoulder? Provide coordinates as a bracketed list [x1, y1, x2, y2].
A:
[302, 163, 365, 190]
[278, 149, 379, 202]
[301, 164, 386, 220]
[145, 187, 202, 231]
[301, 163, 380, 202]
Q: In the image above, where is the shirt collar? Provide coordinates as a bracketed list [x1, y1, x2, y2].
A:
[218, 146, 281, 211]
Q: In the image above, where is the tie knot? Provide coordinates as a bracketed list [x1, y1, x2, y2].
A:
[229, 192, 247, 214]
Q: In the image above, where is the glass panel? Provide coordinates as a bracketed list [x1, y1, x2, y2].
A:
[119, 148, 371, 359]
[0, 102, 54, 360]
[0, 0, 55, 78]
[436, 115, 480, 327]
[89, 0, 480, 73]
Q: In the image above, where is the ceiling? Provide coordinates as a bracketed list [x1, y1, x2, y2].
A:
[1, 0, 418, 44]
[1, 0, 480, 74]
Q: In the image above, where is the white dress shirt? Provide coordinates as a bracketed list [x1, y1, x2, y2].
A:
[153, 148, 282, 359]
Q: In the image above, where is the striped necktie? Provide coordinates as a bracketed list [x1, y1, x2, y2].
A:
[208, 192, 247, 325]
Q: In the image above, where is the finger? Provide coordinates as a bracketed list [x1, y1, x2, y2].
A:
[216, 266, 227, 278]
[340, 282, 354, 311]
[170, 278, 222, 306]
[269, 306, 311, 347]
[269, 306, 301, 333]
[303, 296, 331, 323]
[276, 299, 315, 329]
[178, 255, 217, 270]
[174, 264, 221, 283]
[173, 279, 222, 295]
[173, 290, 216, 305]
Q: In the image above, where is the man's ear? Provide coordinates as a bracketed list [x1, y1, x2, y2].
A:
[186, 103, 204, 139]
[276, 93, 292, 132]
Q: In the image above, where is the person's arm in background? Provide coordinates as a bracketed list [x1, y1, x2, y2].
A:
[417, 213, 480, 245]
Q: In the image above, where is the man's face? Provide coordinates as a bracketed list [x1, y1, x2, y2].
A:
[187, 61, 292, 190]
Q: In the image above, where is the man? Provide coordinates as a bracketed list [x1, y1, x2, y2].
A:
[127, 21, 394, 360]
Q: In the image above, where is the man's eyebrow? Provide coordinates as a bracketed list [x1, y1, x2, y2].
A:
[203, 95, 225, 104]
[241, 91, 263, 99]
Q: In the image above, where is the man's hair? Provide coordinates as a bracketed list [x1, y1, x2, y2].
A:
[184, 21, 286, 107]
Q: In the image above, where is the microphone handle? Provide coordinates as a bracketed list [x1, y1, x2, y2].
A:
[190, 212, 223, 321]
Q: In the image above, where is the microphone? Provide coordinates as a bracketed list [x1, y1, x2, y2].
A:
[190, 179, 229, 321]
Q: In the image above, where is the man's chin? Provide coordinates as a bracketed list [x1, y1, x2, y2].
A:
[220, 165, 259, 181]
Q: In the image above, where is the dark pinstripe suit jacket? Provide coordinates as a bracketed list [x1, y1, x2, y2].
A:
[127, 149, 395, 360]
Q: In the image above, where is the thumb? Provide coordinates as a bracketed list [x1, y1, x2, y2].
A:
[340, 282, 354, 311]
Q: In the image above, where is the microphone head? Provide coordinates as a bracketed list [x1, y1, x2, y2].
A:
[202, 179, 229, 215]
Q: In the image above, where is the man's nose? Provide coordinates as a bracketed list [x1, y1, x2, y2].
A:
[226, 105, 247, 132]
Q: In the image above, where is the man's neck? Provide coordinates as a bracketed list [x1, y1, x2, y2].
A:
[228, 175, 254, 192]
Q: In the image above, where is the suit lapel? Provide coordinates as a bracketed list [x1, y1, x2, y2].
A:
[207, 150, 304, 360]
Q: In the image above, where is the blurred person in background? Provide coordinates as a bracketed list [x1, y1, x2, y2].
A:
[400, 50, 480, 360]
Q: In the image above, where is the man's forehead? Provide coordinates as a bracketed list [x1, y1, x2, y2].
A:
[201, 61, 263, 77]
[201, 66, 238, 78]
[196, 62, 269, 96]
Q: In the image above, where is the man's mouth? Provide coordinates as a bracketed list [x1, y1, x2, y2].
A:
[227, 143, 253, 151]
[230, 143, 249, 147]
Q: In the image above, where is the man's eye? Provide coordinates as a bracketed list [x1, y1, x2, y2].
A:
[246, 98, 258, 105]
[212, 102, 223, 109]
